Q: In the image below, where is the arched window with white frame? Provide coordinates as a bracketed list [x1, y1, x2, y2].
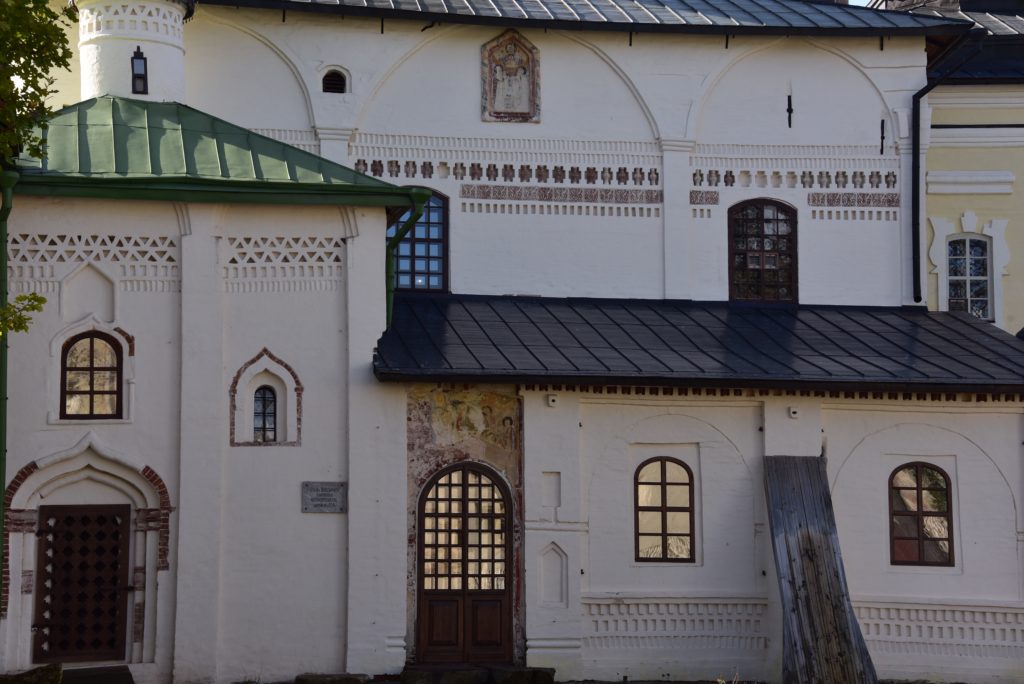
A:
[946, 234, 992, 320]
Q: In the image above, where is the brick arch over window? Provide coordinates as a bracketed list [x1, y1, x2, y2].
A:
[728, 199, 798, 303]
[229, 348, 303, 446]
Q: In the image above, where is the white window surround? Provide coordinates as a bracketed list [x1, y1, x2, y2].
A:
[928, 211, 1009, 328]
[47, 315, 135, 424]
[926, 171, 1015, 195]
[229, 348, 302, 447]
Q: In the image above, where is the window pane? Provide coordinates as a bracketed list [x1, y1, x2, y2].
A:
[66, 340, 92, 368]
[969, 240, 988, 257]
[93, 340, 116, 367]
[923, 540, 950, 564]
[970, 258, 988, 277]
[638, 511, 662, 534]
[665, 462, 689, 483]
[892, 489, 917, 512]
[949, 281, 967, 299]
[66, 370, 91, 392]
[637, 484, 661, 507]
[666, 536, 691, 559]
[637, 463, 661, 483]
[893, 539, 919, 562]
[949, 258, 966, 277]
[93, 394, 117, 415]
[666, 512, 690, 534]
[892, 467, 917, 488]
[920, 468, 946, 489]
[638, 536, 662, 559]
[93, 371, 118, 391]
[922, 516, 949, 539]
[892, 515, 918, 538]
[921, 489, 947, 512]
[66, 394, 90, 415]
[666, 485, 690, 507]
[948, 240, 966, 257]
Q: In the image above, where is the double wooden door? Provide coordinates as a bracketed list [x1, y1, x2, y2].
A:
[416, 464, 513, 664]
[33, 505, 131, 663]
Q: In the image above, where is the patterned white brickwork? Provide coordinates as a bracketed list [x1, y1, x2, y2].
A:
[221, 236, 345, 292]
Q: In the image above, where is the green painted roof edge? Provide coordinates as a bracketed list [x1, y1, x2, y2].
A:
[14, 96, 417, 207]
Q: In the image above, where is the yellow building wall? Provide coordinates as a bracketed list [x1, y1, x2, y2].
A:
[925, 85, 1024, 334]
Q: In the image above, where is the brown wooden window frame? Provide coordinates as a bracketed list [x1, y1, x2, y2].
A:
[60, 331, 124, 420]
[634, 457, 695, 563]
[889, 461, 954, 567]
[253, 385, 277, 443]
[728, 198, 798, 303]
[388, 189, 449, 292]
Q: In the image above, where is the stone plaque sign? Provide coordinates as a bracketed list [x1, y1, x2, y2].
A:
[301, 481, 347, 513]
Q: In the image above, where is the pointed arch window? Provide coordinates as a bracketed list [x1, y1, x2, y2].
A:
[635, 457, 694, 562]
[60, 332, 123, 419]
[253, 385, 277, 443]
[729, 199, 797, 302]
[388, 191, 448, 291]
[890, 462, 953, 566]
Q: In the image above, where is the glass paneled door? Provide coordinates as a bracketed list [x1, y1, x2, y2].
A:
[416, 464, 513, 663]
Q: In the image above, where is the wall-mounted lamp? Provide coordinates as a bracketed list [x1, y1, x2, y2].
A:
[131, 46, 148, 95]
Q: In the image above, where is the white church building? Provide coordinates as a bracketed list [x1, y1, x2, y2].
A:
[3, 0, 1024, 682]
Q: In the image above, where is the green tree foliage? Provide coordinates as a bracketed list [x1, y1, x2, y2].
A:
[0, 293, 46, 336]
[0, 0, 77, 164]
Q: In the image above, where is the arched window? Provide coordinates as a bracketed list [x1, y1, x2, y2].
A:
[60, 332, 123, 419]
[947, 235, 992, 320]
[890, 462, 953, 566]
[635, 457, 694, 562]
[253, 385, 277, 443]
[729, 199, 797, 302]
[387, 190, 448, 291]
[322, 70, 347, 94]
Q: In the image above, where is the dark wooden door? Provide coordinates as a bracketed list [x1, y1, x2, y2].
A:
[417, 464, 513, 664]
[34, 505, 131, 663]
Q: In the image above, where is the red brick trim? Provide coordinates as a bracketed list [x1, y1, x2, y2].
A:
[141, 465, 174, 571]
[228, 347, 304, 447]
[2, 463, 39, 617]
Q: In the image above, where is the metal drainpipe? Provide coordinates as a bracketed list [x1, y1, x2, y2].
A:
[385, 188, 431, 327]
[912, 32, 982, 302]
[0, 169, 18, 606]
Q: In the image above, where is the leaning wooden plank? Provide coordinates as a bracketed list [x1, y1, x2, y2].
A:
[764, 455, 877, 684]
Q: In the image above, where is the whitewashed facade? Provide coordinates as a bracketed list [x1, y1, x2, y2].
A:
[2, 1, 1023, 683]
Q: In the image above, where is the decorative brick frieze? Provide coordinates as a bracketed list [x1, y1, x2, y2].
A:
[807, 192, 900, 207]
[689, 190, 719, 206]
[461, 184, 662, 205]
[222, 236, 345, 289]
[582, 597, 768, 652]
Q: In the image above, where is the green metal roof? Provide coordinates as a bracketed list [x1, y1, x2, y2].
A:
[14, 96, 418, 207]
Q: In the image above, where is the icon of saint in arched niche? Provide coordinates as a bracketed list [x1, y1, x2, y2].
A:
[482, 31, 540, 123]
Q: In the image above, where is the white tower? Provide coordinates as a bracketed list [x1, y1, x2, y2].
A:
[75, 0, 195, 102]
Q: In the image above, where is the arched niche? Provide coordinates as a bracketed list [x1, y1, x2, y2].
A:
[229, 348, 303, 446]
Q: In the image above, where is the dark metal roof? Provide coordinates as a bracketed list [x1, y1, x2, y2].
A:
[914, 8, 1024, 35]
[204, 0, 972, 35]
[375, 293, 1024, 392]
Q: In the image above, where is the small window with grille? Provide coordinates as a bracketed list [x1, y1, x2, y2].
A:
[322, 70, 347, 94]
[387, 191, 448, 291]
[253, 385, 277, 443]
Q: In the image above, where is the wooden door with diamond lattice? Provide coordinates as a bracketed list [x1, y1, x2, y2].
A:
[416, 464, 513, 664]
[33, 505, 131, 663]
